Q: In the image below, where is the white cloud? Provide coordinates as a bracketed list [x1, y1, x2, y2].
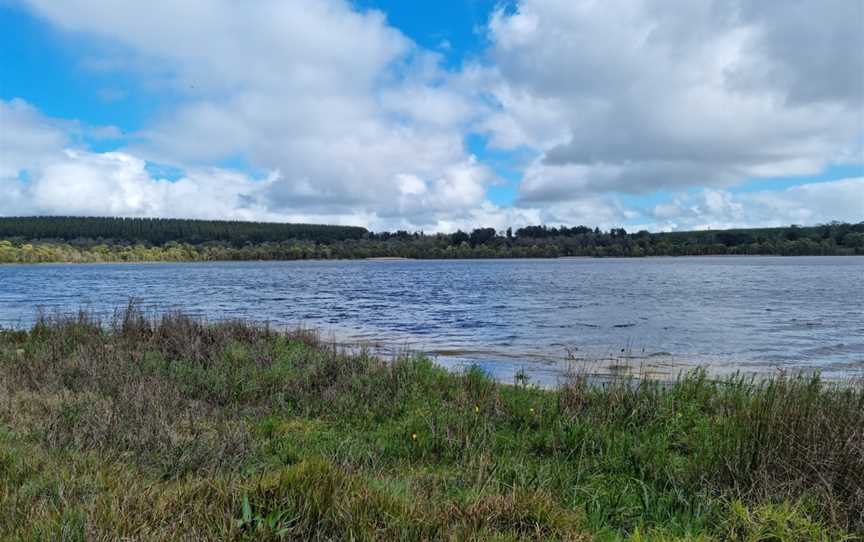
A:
[2, 1, 862, 232]
[0, 97, 497, 231]
[3, 96, 860, 233]
[650, 179, 864, 231]
[483, 0, 864, 202]
[26, 150, 275, 219]
[0, 98, 69, 179]
[16, 0, 495, 229]
[0, 139, 383, 226]
[420, 202, 543, 235]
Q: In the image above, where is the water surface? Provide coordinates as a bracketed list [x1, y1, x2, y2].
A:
[1, 257, 862, 385]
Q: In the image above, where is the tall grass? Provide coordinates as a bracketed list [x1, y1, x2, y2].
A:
[0, 304, 861, 540]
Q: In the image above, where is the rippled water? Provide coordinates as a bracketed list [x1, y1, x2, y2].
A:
[1, 257, 862, 385]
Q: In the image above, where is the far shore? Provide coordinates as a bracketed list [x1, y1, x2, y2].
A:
[3, 253, 864, 267]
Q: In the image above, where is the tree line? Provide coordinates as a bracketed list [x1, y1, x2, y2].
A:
[0, 216, 862, 263]
[0, 216, 367, 245]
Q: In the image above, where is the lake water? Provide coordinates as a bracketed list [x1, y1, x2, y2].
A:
[1, 257, 862, 385]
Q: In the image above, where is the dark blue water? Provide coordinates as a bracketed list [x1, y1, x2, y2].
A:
[1, 257, 862, 384]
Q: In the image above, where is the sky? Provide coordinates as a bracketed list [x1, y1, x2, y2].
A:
[0, 0, 862, 233]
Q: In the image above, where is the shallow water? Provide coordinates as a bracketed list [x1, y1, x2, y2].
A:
[1, 256, 862, 385]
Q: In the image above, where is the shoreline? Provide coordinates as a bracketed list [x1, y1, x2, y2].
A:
[4, 308, 860, 386]
[1, 310, 861, 539]
[3, 252, 864, 267]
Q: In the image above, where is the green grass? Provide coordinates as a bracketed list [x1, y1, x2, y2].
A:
[0, 305, 861, 540]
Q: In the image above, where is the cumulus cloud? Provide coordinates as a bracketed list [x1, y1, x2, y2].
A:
[2, 0, 862, 231]
[17, 0, 494, 229]
[483, 0, 863, 202]
[0, 98, 120, 214]
[0, 107, 379, 225]
[1, 98, 75, 179]
[0, 97, 515, 231]
[26, 150, 260, 219]
[650, 179, 864, 231]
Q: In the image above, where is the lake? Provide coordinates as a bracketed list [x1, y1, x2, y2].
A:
[1, 256, 862, 385]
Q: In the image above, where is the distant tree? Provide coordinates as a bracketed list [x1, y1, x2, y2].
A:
[469, 228, 497, 247]
[450, 230, 470, 246]
[0, 216, 367, 246]
[717, 231, 754, 246]
[1, 217, 856, 261]
[786, 225, 802, 241]
[844, 232, 864, 249]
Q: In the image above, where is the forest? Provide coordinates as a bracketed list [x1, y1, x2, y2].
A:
[0, 216, 862, 263]
[0, 216, 367, 245]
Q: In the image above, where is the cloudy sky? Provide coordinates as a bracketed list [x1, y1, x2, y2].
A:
[1, 0, 862, 232]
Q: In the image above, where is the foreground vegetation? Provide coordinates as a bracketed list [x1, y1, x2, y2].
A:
[1, 307, 861, 540]
[1, 217, 863, 263]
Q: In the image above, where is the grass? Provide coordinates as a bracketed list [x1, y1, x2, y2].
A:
[0, 304, 861, 541]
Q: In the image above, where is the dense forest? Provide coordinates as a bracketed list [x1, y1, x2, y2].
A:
[0, 216, 367, 245]
[0, 216, 862, 263]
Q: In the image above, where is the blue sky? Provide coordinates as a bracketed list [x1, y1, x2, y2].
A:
[1, 0, 862, 231]
[352, 0, 498, 62]
[1, 5, 146, 132]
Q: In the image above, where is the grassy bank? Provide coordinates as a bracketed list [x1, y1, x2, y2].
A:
[1, 307, 862, 540]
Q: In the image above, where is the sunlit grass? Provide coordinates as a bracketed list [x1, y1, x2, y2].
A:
[0, 304, 861, 540]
